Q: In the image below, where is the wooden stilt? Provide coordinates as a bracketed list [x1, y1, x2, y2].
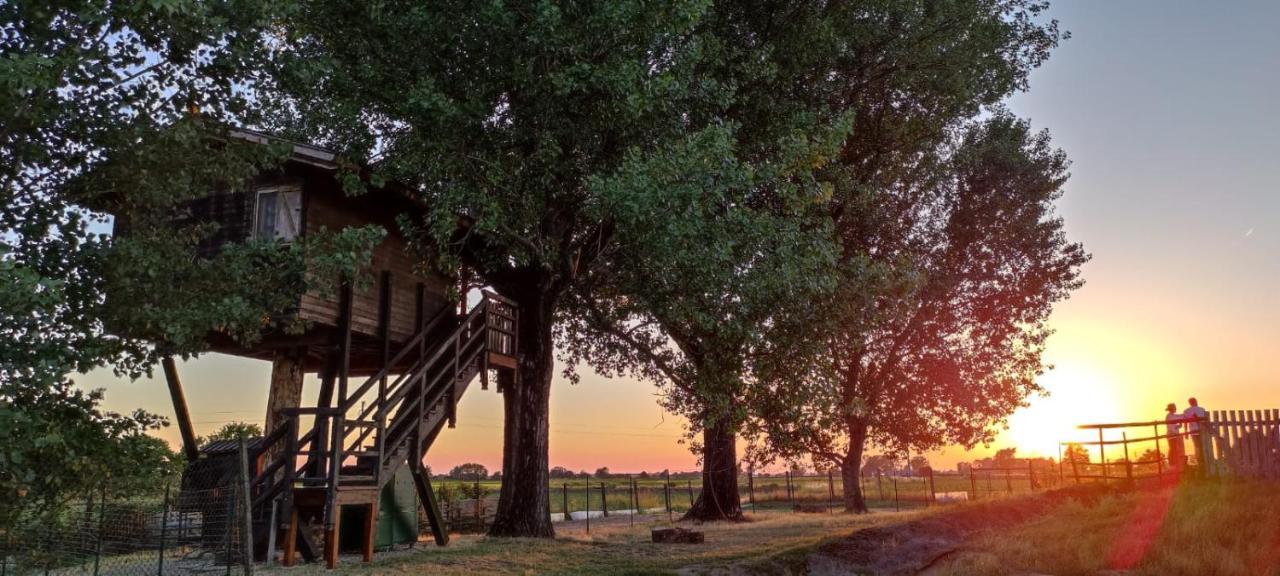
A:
[362, 502, 377, 562]
[411, 463, 449, 546]
[161, 356, 200, 462]
[282, 509, 298, 567]
[324, 506, 340, 569]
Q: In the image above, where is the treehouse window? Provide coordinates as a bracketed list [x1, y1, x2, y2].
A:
[253, 186, 302, 242]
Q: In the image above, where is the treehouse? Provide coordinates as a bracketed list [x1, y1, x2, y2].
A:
[113, 129, 519, 568]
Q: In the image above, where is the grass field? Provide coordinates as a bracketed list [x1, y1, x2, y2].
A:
[312, 478, 1280, 575]
[929, 479, 1280, 576]
[316, 508, 923, 576]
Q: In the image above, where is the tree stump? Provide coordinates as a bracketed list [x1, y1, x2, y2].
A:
[651, 527, 704, 544]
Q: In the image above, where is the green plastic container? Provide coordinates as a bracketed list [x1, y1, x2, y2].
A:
[339, 467, 419, 551]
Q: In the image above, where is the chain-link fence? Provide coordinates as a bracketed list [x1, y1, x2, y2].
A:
[2, 447, 253, 575]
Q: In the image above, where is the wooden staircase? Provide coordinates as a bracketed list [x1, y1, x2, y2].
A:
[247, 291, 518, 568]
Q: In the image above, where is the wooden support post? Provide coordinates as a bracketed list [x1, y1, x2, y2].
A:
[362, 502, 377, 563]
[282, 510, 298, 567]
[161, 356, 200, 462]
[325, 278, 354, 569]
[411, 463, 448, 546]
[324, 507, 340, 569]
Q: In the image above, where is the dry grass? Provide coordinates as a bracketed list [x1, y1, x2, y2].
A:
[928, 479, 1280, 576]
[318, 508, 923, 575]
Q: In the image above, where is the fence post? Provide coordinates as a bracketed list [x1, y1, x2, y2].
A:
[159, 482, 172, 574]
[892, 477, 899, 512]
[1058, 445, 1065, 485]
[747, 470, 755, 515]
[1070, 452, 1080, 484]
[628, 475, 635, 527]
[1122, 432, 1133, 482]
[1028, 460, 1036, 491]
[475, 474, 482, 528]
[969, 467, 977, 500]
[928, 468, 937, 503]
[1154, 424, 1165, 479]
[687, 480, 694, 509]
[827, 470, 835, 514]
[585, 480, 590, 533]
[601, 481, 609, 518]
[238, 439, 254, 575]
[876, 470, 884, 500]
[1098, 429, 1107, 482]
[664, 471, 672, 522]
[786, 472, 795, 511]
[93, 485, 106, 576]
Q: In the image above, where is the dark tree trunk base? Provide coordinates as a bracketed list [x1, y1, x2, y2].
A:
[682, 414, 745, 522]
[488, 288, 556, 538]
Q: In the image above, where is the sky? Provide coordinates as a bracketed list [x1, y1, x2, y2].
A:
[78, 1, 1280, 474]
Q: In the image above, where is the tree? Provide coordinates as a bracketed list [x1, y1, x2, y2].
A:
[0, 380, 178, 529]
[594, 467, 612, 480]
[265, 0, 858, 534]
[265, 0, 766, 538]
[449, 463, 489, 480]
[909, 456, 931, 473]
[549, 467, 574, 480]
[204, 422, 264, 444]
[1063, 443, 1090, 464]
[557, 2, 856, 522]
[861, 455, 895, 476]
[994, 448, 1018, 463]
[757, 112, 1086, 512]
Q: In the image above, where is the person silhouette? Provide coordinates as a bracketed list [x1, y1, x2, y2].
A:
[1166, 403, 1185, 470]
[1183, 397, 1208, 465]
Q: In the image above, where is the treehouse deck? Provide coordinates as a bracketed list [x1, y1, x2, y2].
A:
[241, 288, 518, 568]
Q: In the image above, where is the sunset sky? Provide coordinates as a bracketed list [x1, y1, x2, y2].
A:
[80, 1, 1280, 474]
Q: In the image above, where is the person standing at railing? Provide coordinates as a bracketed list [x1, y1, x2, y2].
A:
[1183, 397, 1208, 467]
[1166, 403, 1186, 470]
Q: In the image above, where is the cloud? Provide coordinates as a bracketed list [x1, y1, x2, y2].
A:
[1244, 228, 1255, 238]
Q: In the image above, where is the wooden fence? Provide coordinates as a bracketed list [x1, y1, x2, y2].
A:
[1064, 409, 1280, 483]
[1206, 409, 1280, 479]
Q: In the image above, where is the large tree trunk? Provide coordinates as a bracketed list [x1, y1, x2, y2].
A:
[841, 418, 869, 513]
[488, 290, 555, 538]
[684, 413, 744, 521]
[264, 349, 305, 471]
[265, 349, 305, 434]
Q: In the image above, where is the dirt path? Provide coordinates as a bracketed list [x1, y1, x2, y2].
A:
[727, 486, 1115, 576]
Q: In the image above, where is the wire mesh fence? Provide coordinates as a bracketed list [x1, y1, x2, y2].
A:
[2, 448, 253, 575]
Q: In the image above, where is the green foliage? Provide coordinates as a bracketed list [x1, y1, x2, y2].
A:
[205, 421, 263, 443]
[449, 462, 490, 480]
[0, 380, 179, 528]
[744, 3, 1084, 482]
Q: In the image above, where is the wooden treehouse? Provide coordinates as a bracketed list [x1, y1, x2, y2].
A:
[132, 130, 520, 568]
